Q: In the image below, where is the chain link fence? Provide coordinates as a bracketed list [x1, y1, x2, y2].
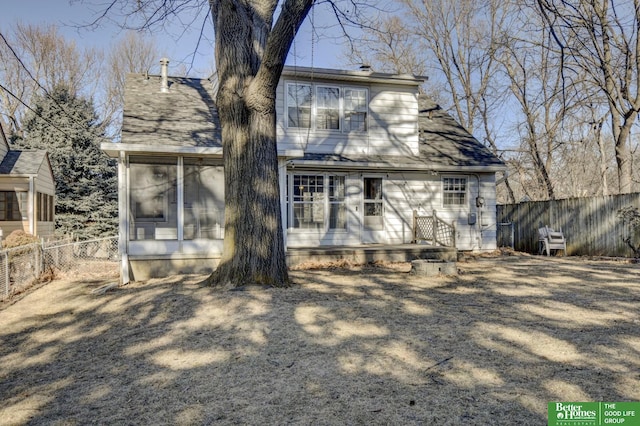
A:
[0, 236, 119, 300]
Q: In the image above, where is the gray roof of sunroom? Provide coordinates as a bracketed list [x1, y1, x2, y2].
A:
[120, 73, 221, 148]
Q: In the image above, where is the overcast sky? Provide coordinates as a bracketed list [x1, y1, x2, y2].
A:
[0, 0, 347, 77]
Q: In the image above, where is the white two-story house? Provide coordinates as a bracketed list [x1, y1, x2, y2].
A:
[102, 62, 505, 282]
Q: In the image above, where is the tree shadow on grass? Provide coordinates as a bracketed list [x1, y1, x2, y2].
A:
[0, 257, 638, 424]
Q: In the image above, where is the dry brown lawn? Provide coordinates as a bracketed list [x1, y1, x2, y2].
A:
[0, 254, 639, 425]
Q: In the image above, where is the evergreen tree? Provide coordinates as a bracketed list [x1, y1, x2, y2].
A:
[15, 85, 117, 239]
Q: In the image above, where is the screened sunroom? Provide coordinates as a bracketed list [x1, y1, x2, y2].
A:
[128, 156, 225, 243]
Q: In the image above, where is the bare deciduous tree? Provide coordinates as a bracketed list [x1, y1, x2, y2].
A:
[496, 20, 570, 200]
[103, 31, 159, 136]
[347, 16, 427, 76]
[537, 0, 640, 194]
[0, 23, 100, 137]
[349, 0, 515, 200]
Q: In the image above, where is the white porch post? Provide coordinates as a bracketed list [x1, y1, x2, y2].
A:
[177, 156, 184, 242]
[28, 176, 35, 235]
[119, 152, 130, 284]
[278, 158, 288, 250]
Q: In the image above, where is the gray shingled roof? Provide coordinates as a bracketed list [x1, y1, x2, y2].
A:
[0, 150, 47, 175]
[121, 74, 221, 147]
[120, 74, 504, 171]
[418, 95, 504, 169]
[288, 96, 505, 171]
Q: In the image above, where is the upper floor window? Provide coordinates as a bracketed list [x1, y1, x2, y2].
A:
[286, 82, 368, 132]
[287, 83, 312, 128]
[442, 177, 467, 206]
[316, 87, 340, 130]
[345, 88, 368, 131]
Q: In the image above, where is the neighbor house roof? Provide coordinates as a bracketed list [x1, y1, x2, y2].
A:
[0, 150, 49, 176]
[120, 74, 221, 148]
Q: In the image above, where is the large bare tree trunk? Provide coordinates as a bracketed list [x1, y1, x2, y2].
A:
[204, 0, 312, 288]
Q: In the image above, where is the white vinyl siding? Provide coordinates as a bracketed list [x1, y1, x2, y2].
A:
[277, 81, 418, 156]
[382, 173, 497, 250]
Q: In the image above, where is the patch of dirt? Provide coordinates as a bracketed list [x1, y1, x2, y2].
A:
[0, 256, 638, 425]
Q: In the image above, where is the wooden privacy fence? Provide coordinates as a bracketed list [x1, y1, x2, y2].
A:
[412, 210, 456, 247]
[497, 192, 640, 256]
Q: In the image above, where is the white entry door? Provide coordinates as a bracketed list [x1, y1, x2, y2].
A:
[362, 177, 385, 243]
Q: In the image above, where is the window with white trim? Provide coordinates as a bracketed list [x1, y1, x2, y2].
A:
[442, 177, 467, 206]
[328, 176, 346, 229]
[292, 175, 325, 229]
[287, 83, 312, 128]
[286, 82, 368, 132]
[344, 88, 368, 131]
[288, 174, 347, 230]
[316, 86, 340, 130]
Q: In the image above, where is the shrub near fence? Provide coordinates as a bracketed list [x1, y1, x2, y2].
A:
[497, 193, 640, 256]
[0, 236, 119, 299]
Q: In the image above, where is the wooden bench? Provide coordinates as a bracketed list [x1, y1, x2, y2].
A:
[538, 226, 566, 256]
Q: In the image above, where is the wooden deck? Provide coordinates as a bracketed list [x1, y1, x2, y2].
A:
[286, 244, 457, 266]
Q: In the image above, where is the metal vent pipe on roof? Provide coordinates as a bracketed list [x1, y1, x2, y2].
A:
[160, 58, 169, 93]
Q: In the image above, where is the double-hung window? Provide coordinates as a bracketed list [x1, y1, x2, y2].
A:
[344, 88, 368, 131]
[287, 83, 312, 128]
[286, 82, 368, 132]
[442, 177, 467, 206]
[316, 87, 340, 130]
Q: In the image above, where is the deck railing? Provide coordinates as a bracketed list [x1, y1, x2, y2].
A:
[412, 210, 456, 247]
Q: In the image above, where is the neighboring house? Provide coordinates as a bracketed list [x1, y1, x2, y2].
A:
[102, 62, 506, 282]
[0, 125, 56, 240]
